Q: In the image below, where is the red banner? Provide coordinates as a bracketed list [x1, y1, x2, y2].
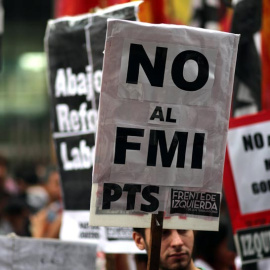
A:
[54, 0, 132, 17]
[262, 0, 270, 110]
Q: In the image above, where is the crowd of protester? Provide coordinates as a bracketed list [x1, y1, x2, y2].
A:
[0, 152, 260, 270]
[0, 154, 62, 239]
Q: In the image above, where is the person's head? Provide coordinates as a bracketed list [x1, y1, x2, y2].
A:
[15, 164, 39, 192]
[133, 228, 197, 270]
[3, 196, 30, 236]
[41, 166, 62, 202]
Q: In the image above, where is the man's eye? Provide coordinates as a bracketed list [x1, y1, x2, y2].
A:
[162, 230, 170, 236]
[177, 230, 188, 235]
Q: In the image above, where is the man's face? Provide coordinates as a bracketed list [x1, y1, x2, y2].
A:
[133, 229, 196, 270]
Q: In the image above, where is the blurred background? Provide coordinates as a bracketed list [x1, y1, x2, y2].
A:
[0, 0, 234, 169]
[0, 1, 269, 270]
[2, 0, 268, 168]
[0, 0, 53, 169]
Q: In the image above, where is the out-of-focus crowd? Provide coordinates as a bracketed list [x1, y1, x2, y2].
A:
[0, 154, 62, 239]
[1, 152, 260, 270]
[0, 152, 238, 270]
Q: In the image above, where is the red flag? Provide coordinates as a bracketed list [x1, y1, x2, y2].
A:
[262, 0, 270, 109]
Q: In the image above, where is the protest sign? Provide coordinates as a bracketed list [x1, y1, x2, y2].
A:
[224, 110, 270, 264]
[45, 2, 141, 250]
[235, 225, 270, 265]
[45, 11, 99, 244]
[90, 19, 239, 230]
[0, 236, 97, 270]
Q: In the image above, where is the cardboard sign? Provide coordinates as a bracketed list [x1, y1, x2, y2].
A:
[45, 2, 141, 250]
[0, 236, 97, 270]
[227, 118, 270, 215]
[224, 110, 270, 263]
[234, 225, 270, 265]
[45, 12, 99, 244]
[90, 19, 239, 230]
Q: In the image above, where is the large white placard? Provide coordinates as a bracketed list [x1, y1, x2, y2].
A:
[91, 19, 239, 229]
[227, 121, 270, 214]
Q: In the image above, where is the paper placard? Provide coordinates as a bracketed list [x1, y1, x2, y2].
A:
[91, 19, 239, 229]
[0, 236, 97, 270]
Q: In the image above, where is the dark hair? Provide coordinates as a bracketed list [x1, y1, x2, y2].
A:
[15, 165, 39, 185]
[0, 154, 8, 168]
[133, 227, 145, 239]
[4, 196, 29, 216]
[194, 221, 228, 264]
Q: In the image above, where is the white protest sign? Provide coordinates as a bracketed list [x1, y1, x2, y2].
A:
[227, 120, 270, 214]
[90, 19, 239, 229]
[0, 236, 97, 270]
